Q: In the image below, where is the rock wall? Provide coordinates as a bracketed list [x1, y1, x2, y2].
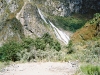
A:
[31, 0, 82, 16]
[30, 0, 100, 16]
[16, 2, 50, 38]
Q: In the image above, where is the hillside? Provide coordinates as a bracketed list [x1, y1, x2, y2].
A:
[0, 0, 100, 43]
[71, 13, 100, 43]
[0, 0, 100, 75]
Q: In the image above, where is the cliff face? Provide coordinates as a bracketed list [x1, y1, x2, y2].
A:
[31, 0, 82, 16]
[30, 0, 100, 16]
[0, 0, 100, 44]
[81, 0, 100, 14]
[16, 3, 50, 38]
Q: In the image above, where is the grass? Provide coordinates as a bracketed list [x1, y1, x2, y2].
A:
[80, 65, 100, 75]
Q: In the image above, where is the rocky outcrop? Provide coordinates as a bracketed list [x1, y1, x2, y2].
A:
[16, 2, 50, 38]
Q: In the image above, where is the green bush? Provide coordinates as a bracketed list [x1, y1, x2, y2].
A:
[34, 38, 46, 50]
[22, 38, 34, 49]
[94, 13, 100, 18]
[0, 41, 22, 61]
[66, 41, 75, 54]
[81, 65, 100, 75]
[42, 33, 53, 44]
[90, 20, 94, 24]
[51, 41, 61, 51]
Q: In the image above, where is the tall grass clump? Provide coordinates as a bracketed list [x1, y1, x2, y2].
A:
[81, 65, 100, 75]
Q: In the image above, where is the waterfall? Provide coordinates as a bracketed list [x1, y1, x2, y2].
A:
[49, 21, 70, 44]
[37, 8, 70, 45]
[37, 8, 48, 24]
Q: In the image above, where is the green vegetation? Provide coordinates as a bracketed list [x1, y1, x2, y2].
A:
[0, 41, 22, 61]
[66, 40, 100, 63]
[90, 13, 100, 24]
[22, 33, 61, 51]
[81, 65, 100, 75]
[49, 15, 86, 32]
[0, 33, 61, 62]
[66, 41, 74, 54]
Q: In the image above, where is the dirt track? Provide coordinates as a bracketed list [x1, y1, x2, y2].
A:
[0, 62, 78, 75]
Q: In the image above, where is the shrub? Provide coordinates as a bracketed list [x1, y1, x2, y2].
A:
[22, 38, 34, 49]
[52, 41, 61, 51]
[41, 33, 61, 51]
[34, 38, 46, 50]
[66, 41, 74, 54]
[75, 41, 100, 63]
[90, 20, 94, 24]
[0, 41, 22, 61]
[94, 13, 100, 18]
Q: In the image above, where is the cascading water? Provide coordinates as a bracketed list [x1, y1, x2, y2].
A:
[37, 8, 70, 45]
[49, 21, 70, 44]
[37, 8, 48, 24]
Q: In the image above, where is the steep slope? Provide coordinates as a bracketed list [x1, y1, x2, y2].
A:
[0, 0, 24, 45]
[0, 18, 24, 44]
[16, 2, 50, 38]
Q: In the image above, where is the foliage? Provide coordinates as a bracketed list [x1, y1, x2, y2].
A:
[94, 13, 100, 18]
[0, 41, 22, 61]
[90, 13, 100, 24]
[34, 33, 61, 51]
[81, 41, 100, 62]
[22, 37, 34, 49]
[49, 16, 86, 32]
[81, 65, 100, 75]
[69, 40, 100, 64]
[34, 38, 46, 50]
[0, 33, 61, 62]
[19, 33, 61, 61]
[66, 41, 75, 54]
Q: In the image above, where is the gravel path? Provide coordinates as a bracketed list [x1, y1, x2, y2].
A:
[0, 62, 78, 75]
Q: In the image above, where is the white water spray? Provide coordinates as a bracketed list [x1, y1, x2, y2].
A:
[49, 21, 70, 44]
[37, 8, 48, 24]
[38, 8, 70, 45]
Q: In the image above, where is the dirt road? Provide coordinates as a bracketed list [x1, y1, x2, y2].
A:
[0, 62, 78, 75]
